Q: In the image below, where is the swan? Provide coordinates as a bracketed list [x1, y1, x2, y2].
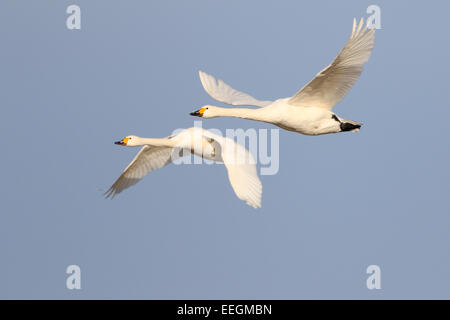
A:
[105, 127, 262, 208]
[190, 18, 375, 136]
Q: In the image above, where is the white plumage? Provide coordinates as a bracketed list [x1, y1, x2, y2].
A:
[199, 71, 272, 108]
[192, 18, 376, 136]
[288, 18, 376, 109]
[106, 127, 262, 208]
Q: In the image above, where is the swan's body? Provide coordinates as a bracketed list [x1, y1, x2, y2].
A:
[106, 127, 262, 208]
[191, 18, 375, 136]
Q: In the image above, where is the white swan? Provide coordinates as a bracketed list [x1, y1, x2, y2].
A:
[105, 127, 262, 208]
[191, 18, 375, 136]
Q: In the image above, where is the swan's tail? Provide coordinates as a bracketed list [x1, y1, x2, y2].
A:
[340, 120, 362, 132]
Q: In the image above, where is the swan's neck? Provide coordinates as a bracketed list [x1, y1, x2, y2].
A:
[136, 137, 174, 147]
[213, 107, 270, 122]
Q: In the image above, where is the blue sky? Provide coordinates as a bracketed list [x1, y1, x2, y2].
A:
[1, 0, 449, 299]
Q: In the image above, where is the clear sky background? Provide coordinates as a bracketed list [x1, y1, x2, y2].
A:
[1, 0, 449, 299]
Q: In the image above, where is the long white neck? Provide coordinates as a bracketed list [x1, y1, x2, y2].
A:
[212, 107, 271, 122]
[135, 137, 175, 148]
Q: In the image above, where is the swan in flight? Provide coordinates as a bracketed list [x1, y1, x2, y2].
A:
[191, 18, 375, 136]
[105, 127, 262, 208]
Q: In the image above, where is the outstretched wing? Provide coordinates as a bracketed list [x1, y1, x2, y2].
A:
[105, 146, 173, 199]
[199, 70, 273, 107]
[288, 18, 376, 110]
[205, 132, 262, 209]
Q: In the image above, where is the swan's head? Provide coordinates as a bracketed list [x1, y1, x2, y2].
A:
[190, 105, 218, 119]
[114, 135, 140, 147]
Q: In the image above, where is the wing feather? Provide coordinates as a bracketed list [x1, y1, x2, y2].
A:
[214, 135, 262, 208]
[105, 146, 173, 199]
[199, 70, 272, 107]
[288, 18, 376, 110]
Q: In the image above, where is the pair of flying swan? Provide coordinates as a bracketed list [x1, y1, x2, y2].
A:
[106, 18, 375, 208]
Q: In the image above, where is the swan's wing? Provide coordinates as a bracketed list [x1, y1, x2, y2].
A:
[213, 135, 262, 208]
[105, 146, 173, 199]
[199, 70, 273, 107]
[288, 18, 375, 110]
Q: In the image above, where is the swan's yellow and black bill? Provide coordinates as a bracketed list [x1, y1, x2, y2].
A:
[114, 137, 129, 145]
[190, 107, 206, 117]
